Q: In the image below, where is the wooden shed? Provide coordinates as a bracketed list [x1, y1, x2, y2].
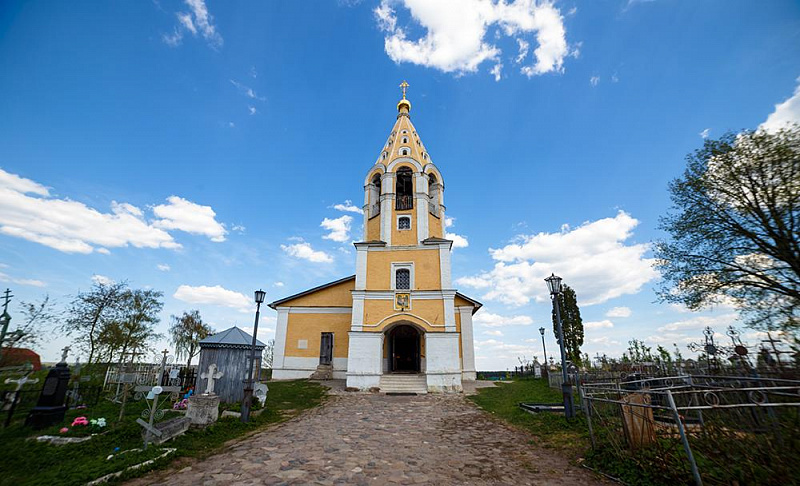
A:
[195, 326, 265, 403]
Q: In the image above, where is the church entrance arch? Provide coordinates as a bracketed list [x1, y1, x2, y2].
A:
[387, 324, 421, 373]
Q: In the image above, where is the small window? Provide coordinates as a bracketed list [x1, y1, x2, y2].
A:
[400, 148, 409, 156]
[402, 137, 408, 144]
[396, 269, 410, 289]
[401, 129, 408, 134]
[398, 216, 411, 230]
[382, 152, 387, 160]
[423, 153, 428, 160]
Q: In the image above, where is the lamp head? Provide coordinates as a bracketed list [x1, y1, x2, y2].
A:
[254, 289, 266, 304]
[544, 273, 563, 295]
[539, 327, 545, 336]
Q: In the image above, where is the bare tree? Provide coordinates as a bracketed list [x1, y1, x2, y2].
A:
[14, 295, 60, 350]
[63, 281, 127, 364]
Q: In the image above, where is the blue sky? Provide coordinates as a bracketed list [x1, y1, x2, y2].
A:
[1, 0, 799, 368]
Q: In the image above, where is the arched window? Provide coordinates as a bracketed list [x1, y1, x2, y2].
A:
[428, 173, 440, 214]
[396, 269, 410, 289]
[402, 137, 408, 144]
[400, 148, 409, 156]
[396, 167, 413, 210]
[369, 174, 382, 218]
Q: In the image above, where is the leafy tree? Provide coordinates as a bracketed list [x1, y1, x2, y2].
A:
[169, 310, 213, 369]
[655, 126, 800, 332]
[551, 284, 584, 365]
[626, 339, 654, 362]
[13, 295, 60, 350]
[99, 288, 163, 362]
[63, 280, 127, 364]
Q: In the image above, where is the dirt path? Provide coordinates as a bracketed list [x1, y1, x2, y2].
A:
[127, 392, 604, 485]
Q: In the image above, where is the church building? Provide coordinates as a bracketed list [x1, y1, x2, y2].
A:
[269, 83, 481, 393]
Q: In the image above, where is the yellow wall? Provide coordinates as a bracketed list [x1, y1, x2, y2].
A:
[366, 249, 441, 290]
[367, 213, 381, 241]
[454, 295, 475, 308]
[284, 313, 351, 358]
[278, 279, 354, 307]
[428, 212, 443, 238]
[363, 299, 444, 331]
[391, 208, 417, 245]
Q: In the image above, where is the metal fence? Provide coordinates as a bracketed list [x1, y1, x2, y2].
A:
[580, 375, 800, 485]
[2, 383, 103, 428]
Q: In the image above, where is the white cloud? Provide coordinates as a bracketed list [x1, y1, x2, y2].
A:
[248, 106, 257, 115]
[273, 281, 284, 287]
[281, 241, 334, 263]
[230, 80, 266, 101]
[456, 211, 658, 306]
[656, 313, 738, 333]
[585, 319, 614, 329]
[152, 196, 227, 242]
[0, 271, 45, 287]
[590, 76, 599, 87]
[320, 215, 353, 243]
[699, 128, 710, 139]
[761, 77, 800, 132]
[332, 200, 363, 214]
[162, 0, 223, 49]
[473, 310, 533, 327]
[0, 169, 208, 254]
[92, 274, 114, 285]
[490, 63, 502, 82]
[446, 232, 469, 248]
[589, 336, 620, 346]
[174, 284, 252, 313]
[606, 306, 631, 318]
[96, 248, 111, 255]
[443, 216, 468, 248]
[483, 329, 504, 336]
[374, 0, 574, 79]
[157, 263, 171, 272]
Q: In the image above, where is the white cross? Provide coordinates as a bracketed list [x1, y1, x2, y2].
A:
[200, 363, 224, 395]
[4, 374, 39, 391]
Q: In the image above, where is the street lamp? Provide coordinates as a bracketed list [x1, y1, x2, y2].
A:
[544, 273, 575, 419]
[241, 289, 266, 423]
[538, 327, 548, 377]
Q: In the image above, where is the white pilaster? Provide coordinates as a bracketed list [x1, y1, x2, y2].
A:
[458, 307, 477, 381]
[355, 246, 368, 290]
[439, 243, 452, 289]
[414, 172, 429, 243]
[350, 293, 365, 331]
[381, 172, 395, 245]
[346, 331, 384, 390]
[443, 291, 456, 332]
[273, 308, 289, 370]
[425, 332, 462, 392]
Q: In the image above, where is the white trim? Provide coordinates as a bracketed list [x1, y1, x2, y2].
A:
[350, 294, 365, 331]
[351, 290, 455, 300]
[355, 246, 368, 290]
[391, 262, 414, 291]
[459, 307, 476, 379]
[439, 244, 452, 289]
[387, 157, 423, 172]
[273, 308, 289, 370]
[443, 293, 456, 332]
[286, 307, 352, 314]
[365, 312, 444, 329]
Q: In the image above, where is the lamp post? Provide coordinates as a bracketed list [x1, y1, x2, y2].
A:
[241, 289, 266, 423]
[539, 327, 548, 377]
[545, 273, 575, 419]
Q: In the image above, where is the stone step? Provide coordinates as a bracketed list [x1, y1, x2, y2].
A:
[380, 374, 428, 394]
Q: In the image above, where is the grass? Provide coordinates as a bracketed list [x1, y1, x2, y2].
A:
[0, 379, 327, 486]
[468, 377, 590, 455]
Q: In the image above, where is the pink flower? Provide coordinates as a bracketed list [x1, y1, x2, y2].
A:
[59, 427, 69, 433]
[72, 416, 89, 427]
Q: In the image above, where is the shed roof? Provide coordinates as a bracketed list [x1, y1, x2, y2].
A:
[199, 326, 265, 349]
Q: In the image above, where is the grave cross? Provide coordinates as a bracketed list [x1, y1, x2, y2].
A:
[4, 374, 39, 391]
[200, 363, 223, 395]
[60, 346, 71, 363]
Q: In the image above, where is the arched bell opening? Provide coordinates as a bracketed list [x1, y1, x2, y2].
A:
[386, 324, 422, 373]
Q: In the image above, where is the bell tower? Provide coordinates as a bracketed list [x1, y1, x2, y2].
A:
[361, 82, 445, 246]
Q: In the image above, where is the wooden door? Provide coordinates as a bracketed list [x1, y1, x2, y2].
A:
[319, 332, 333, 365]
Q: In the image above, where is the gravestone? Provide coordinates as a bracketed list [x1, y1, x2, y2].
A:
[254, 382, 269, 406]
[25, 347, 71, 429]
[186, 363, 223, 427]
[140, 416, 191, 445]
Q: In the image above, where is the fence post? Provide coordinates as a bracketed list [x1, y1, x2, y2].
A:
[665, 389, 702, 486]
[580, 386, 596, 449]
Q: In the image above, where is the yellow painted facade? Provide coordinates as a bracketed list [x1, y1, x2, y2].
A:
[269, 87, 480, 385]
[365, 249, 441, 290]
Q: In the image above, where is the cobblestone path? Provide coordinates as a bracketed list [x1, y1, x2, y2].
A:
[130, 393, 604, 485]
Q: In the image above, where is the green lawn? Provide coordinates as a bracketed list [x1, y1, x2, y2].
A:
[468, 378, 590, 455]
[0, 379, 327, 486]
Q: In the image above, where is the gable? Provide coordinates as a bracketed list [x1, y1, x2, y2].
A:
[268, 275, 355, 308]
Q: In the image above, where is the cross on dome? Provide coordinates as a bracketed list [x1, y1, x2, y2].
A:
[399, 80, 409, 99]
